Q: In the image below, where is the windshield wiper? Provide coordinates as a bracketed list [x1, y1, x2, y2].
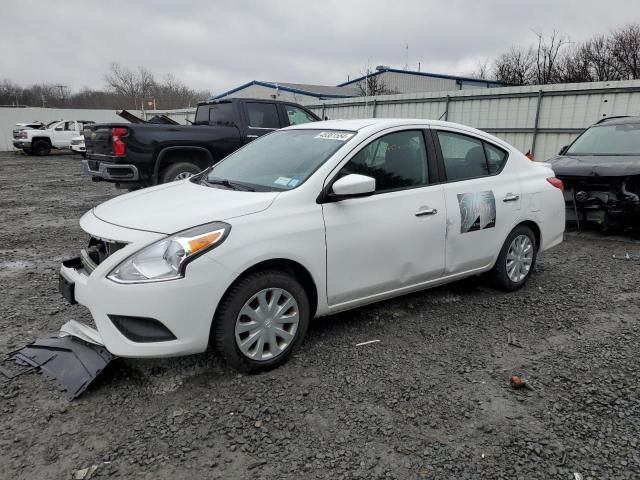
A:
[203, 177, 255, 191]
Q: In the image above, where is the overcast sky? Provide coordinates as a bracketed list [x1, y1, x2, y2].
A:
[3, 0, 640, 94]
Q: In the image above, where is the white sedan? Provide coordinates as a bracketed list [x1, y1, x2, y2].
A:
[59, 119, 565, 373]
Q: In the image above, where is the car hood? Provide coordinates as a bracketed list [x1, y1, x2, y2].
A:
[549, 154, 640, 177]
[92, 180, 279, 234]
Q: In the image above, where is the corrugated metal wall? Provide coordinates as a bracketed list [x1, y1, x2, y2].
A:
[303, 79, 640, 161]
[380, 71, 458, 93]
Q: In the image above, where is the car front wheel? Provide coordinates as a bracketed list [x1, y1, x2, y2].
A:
[212, 270, 310, 373]
[31, 140, 51, 156]
[492, 225, 537, 291]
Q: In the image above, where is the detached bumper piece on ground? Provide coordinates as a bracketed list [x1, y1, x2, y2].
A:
[1, 334, 113, 400]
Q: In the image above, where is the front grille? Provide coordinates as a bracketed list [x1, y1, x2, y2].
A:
[80, 236, 127, 273]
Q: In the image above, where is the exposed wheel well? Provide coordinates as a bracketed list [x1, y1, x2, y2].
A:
[218, 259, 319, 319]
[155, 148, 214, 180]
[518, 220, 541, 251]
[31, 137, 52, 145]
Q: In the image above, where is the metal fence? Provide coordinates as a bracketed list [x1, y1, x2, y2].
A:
[302, 79, 640, 161]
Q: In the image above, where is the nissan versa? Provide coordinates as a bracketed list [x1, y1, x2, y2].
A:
[58, 119, 565, 373]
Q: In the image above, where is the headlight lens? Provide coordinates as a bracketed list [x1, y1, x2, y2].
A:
[107, 222, 230, 283]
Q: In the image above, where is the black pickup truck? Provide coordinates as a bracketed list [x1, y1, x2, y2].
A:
[82, 98, 320, 188]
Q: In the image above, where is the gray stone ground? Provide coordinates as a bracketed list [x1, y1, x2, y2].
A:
[0, 151, 638, 479]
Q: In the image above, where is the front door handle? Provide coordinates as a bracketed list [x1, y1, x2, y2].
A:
[503, 193, 520, 202]
[247, 134, 258, 138]
[415, 207, 438, 217]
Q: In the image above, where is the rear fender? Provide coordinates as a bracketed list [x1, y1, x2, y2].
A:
[152, 146, 215, 185]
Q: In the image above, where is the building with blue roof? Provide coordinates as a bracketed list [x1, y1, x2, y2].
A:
[211, 66, 508, 104]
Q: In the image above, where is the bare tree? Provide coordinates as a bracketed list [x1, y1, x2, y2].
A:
[105, 63, 156, 110]
[556, 44, 593, 83]
[585, 35, 621, 81]
[533, 30, 569, 84]
[610, 23, 640, 79]
[152, 73, 209, 109]
[469, 60, 493, 80]
[493, 47, 535, 85]
[356, 70, 395, 96]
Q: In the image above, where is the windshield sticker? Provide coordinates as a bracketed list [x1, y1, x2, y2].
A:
[457, 191, 496, 233]
[274, 176, 292, 186]
[288, 178, 300, 187]
[315, 132, 354, 141]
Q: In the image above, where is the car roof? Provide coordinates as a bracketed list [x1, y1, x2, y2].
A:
[593, 115, 640, 126]
[285, 117, 490, 137]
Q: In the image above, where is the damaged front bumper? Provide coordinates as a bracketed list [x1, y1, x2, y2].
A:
[2, 320, 113, 400]
[561, 177, 640, 228]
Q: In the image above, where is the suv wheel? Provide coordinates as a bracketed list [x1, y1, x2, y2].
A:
[31, 139, 51, 156]
[160, 162, 201, 183]
[212, 270, 310, 373]
[492, 225, 537, 291]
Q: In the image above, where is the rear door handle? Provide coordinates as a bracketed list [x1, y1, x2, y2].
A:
[503, 193, 520, 202]
[415, 207, 438, 217]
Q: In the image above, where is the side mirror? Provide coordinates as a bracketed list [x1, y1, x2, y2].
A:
[331, 174, 375, 197]
[559, 145, 569, 155]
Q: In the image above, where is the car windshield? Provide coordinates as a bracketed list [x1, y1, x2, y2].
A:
[203, 129, 354, 191]
[46, 121, 59, 129]
[567, 123, 640, 156]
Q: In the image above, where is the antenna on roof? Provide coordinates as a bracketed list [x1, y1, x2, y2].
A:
[404, 44, 409, 70]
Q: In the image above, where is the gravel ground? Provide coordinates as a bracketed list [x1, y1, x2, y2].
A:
[0, 151, 639, 480]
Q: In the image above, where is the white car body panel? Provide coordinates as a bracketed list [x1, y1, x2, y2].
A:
[92, 180, 280, 234]
[59, 118, 565, 358]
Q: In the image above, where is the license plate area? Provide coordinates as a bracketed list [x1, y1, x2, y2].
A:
[59, 257, 82, 304]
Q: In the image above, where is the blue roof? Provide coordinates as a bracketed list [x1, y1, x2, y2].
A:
[212, 81, 360, 100]
[337, 67, 508, 87]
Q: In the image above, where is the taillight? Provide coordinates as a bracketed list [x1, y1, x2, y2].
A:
[111, 127, 128, 157]
[547, 177, 564, 191]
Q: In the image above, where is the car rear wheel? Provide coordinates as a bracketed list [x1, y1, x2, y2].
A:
[31, 139, 51, 156]
[159, 162, 201, 183]
[492, 225, 537, 291]
[212, 270, 310, 373]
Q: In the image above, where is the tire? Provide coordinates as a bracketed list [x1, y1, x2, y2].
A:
[159, 162, 201, 183]
[31, 139, 51, 156]
[22, 148, 32, 155]
[491, 225, 537, 292]
[212, 270, 310, 373]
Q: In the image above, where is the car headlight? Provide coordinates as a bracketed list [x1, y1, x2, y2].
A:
[107, 222, 230, 283]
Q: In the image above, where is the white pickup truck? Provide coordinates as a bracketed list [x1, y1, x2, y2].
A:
[13, 119, 95, 156]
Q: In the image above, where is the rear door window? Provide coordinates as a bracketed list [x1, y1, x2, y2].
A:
[436, 131, 509, 181]
[208, 103, 235, 125]
[246, 103, 280, 129]
[483, 143, 508, 175]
